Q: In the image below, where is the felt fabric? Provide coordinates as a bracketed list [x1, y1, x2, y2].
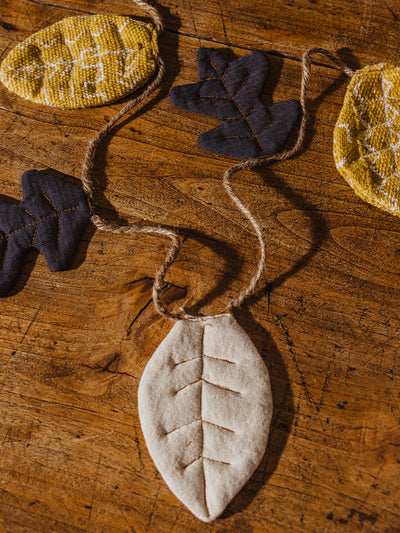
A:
[169, 47, 300, 159]
[138, 313, 272, 522]
[0, 15, 158, 109]
[0, 169, 91, 296]
[334, 63, 400, 217]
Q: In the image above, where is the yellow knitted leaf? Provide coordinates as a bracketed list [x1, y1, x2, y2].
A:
[0, 14, 158, 109]
[334, 63, 400, 217]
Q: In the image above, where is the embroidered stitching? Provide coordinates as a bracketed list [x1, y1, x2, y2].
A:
[204, 353, 236, 364]
[6, 203, 81, 239]
[199, 95, 230, 99]
[43, 193, 60, 247]
[164, 321, 243, 518]
[209, 60, 264, 150]
[173, 356, 201, 367]
[233, 73, 249, 96]
[258, 116, 276, 135]
[164, 418, 234, 436]
[183, 455, 230, 469]
[225, 134, 253, 139]
[0, 202, 82, 269]
[0, 15, 158, 109]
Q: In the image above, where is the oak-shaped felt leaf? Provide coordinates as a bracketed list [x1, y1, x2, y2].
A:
[0, 14, 158, 109]
[169, 47, 300, 159]
[138, 313, 273, 522]
[0, 170, 91, 296]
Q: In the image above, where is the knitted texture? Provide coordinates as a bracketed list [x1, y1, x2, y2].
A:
[169, 48, 300, 159]
[0, 14, 158, 109]
[0, 170, 91, 296]
[334, 63, 400, 216]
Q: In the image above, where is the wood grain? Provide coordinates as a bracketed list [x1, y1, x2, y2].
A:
[0, 1, 399, 532]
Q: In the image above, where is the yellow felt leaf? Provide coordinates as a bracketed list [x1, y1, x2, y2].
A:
[0, 14, 158, 109]
[334, 63, 400, 217]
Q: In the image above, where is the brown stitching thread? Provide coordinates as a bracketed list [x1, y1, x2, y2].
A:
[173, 379, 202, 395]
[31, 222, 38, 244]
[184, 456, 201, 469]
[42, 194, 60, 247]
[203, 456, 230, 465]
[0, 232, 7, 267]
[24, 209, 39, 244]
[222, 116, 242, 120]
[173, 356, 201, 367]
[183, 455, 231, 469]
[62, 205, 81, 215]
[199, 324, 209, 518]
[204, 354, 236, 364]
[200, 76, 218, 82]
[168, 323, 232, 517]
[233, 73, 250, 97]
[172, 377, 241, 396]
[202, 378, 241, 395]
[258, 116, 277, 135]
[225, 135, 253, 139]
[164, 419, 201, 436]
[6, 204, 81, 238]
[8, 219, 40, 237]
[247, 104, 256, 115]
[24, 209, 36, 219]
[42, 193, 56, 211]
[202, 420, 235, 433]
[209, 60, 264, 150]
[1, 203, 81, 266]
[164, 418, 234, 436]
[199, 95, 230, 99]
[224, 117, 277, 142]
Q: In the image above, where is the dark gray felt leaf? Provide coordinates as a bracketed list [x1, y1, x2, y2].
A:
[169, 47, 300, 159]
[0, 169, 91, 296]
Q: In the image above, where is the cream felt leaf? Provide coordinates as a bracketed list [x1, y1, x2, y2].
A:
[138, 313, 273, 522]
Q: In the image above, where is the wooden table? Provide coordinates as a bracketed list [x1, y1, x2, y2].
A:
[0, 1, 399, 531]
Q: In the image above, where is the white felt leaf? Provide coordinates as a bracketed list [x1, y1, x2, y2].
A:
[138, 313, 273, 522]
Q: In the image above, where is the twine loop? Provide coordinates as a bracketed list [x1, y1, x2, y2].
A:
[81, 4, 355, 321]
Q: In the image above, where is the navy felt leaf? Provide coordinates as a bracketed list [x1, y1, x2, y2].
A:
[0, 169, 91, 296]
[169, 47, 300, 159]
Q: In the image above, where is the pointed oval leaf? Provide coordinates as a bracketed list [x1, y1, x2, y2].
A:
[334, 63, 400, 217]
[138, 313, 273, 522]
[0, 14, 158, 108]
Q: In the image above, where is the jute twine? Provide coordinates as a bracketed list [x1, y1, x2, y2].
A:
[81, 1, 355, 321]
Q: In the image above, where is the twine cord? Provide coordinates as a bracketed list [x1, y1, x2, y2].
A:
[81, 17, 355, 320]
[222, 47, 354, 309]
[132, 0, 164, 34]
